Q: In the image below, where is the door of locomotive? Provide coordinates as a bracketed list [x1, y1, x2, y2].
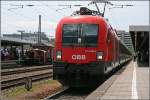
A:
[113, 33, 117, 67]
[111, 32, 116, 68]
[107, 28, 115, 68]
[109, 26, 116, 68]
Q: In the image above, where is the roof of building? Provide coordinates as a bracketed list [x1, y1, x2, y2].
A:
[1, 36, 54, 47]
[1, 36, 36, 45]
[129, 25, 150, 32]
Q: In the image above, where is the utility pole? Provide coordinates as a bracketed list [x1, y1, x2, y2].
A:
[38, 15, 41, 44]
[18, 30, 25, 40]
[18, 30, 25, 60]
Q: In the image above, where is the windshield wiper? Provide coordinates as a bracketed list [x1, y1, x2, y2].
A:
[84, 43, 96, 47]
[69, 44, 75, 47]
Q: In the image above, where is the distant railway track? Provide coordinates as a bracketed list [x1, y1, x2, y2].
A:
[1, 65, 53, 90]
[1, 65, 52, 76]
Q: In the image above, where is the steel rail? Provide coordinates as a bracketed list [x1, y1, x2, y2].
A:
[1, 72, 53, 90]
[2, 65, 52, 76]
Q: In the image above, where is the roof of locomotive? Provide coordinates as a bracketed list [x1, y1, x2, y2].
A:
[55, 15, 109, 43]
[58, 15, 108, 24]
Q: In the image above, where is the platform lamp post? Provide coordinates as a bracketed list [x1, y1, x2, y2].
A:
[18, 30, 25, 60]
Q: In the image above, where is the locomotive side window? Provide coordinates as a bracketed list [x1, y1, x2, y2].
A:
[107, 29, 111, 44]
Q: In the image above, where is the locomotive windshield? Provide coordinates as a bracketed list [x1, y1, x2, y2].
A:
[62, 24, 98, 47]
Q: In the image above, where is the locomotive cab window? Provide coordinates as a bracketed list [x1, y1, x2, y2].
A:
[63, 24, 79, 37]
[81, 24, 98, 45]
[62, 24, 98, 47]
[62, 24, 79, 44]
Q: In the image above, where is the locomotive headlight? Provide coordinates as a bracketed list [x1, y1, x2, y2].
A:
[56, 51, 62, 60]
[97, 52, 103, 60]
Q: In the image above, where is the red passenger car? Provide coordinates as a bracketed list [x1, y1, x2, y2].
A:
[53, 7, 131, 87]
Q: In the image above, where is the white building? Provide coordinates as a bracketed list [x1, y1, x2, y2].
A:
[117, 30, 134, 51]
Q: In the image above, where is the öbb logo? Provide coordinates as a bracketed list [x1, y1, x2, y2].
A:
[72, 55, 86, 60]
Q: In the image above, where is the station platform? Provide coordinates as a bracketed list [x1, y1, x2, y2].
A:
[86, 61, 149, 99]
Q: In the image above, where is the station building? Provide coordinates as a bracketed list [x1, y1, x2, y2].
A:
[117, 30, 134, 52]
[1, 32, 54, 61]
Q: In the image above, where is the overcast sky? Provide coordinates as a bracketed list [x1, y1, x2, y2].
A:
[1, 1, 149, 38]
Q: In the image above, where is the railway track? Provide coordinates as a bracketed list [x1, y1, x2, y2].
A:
[46, 87, 95, 100]
[1, 65, 53, 90]
[45, 61, 131, 100]
[46, 87, 70, 99]
[1, 65, 52, 76]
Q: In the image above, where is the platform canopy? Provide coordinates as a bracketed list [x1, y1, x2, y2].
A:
[129, 25, 149, 52]
[129, 25, 149, 65]
[1, 37, 36, 46]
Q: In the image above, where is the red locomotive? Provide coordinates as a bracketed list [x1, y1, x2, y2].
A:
[53, 7, 132, 87]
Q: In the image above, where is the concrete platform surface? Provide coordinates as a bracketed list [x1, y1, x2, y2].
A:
[86, 61, 149, 100]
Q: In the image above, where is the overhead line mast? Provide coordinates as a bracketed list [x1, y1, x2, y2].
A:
[38, 15, 41, 43]
[88, 0, 113, 17]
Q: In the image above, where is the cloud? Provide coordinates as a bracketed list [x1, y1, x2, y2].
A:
[1, 1, 149, 37]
